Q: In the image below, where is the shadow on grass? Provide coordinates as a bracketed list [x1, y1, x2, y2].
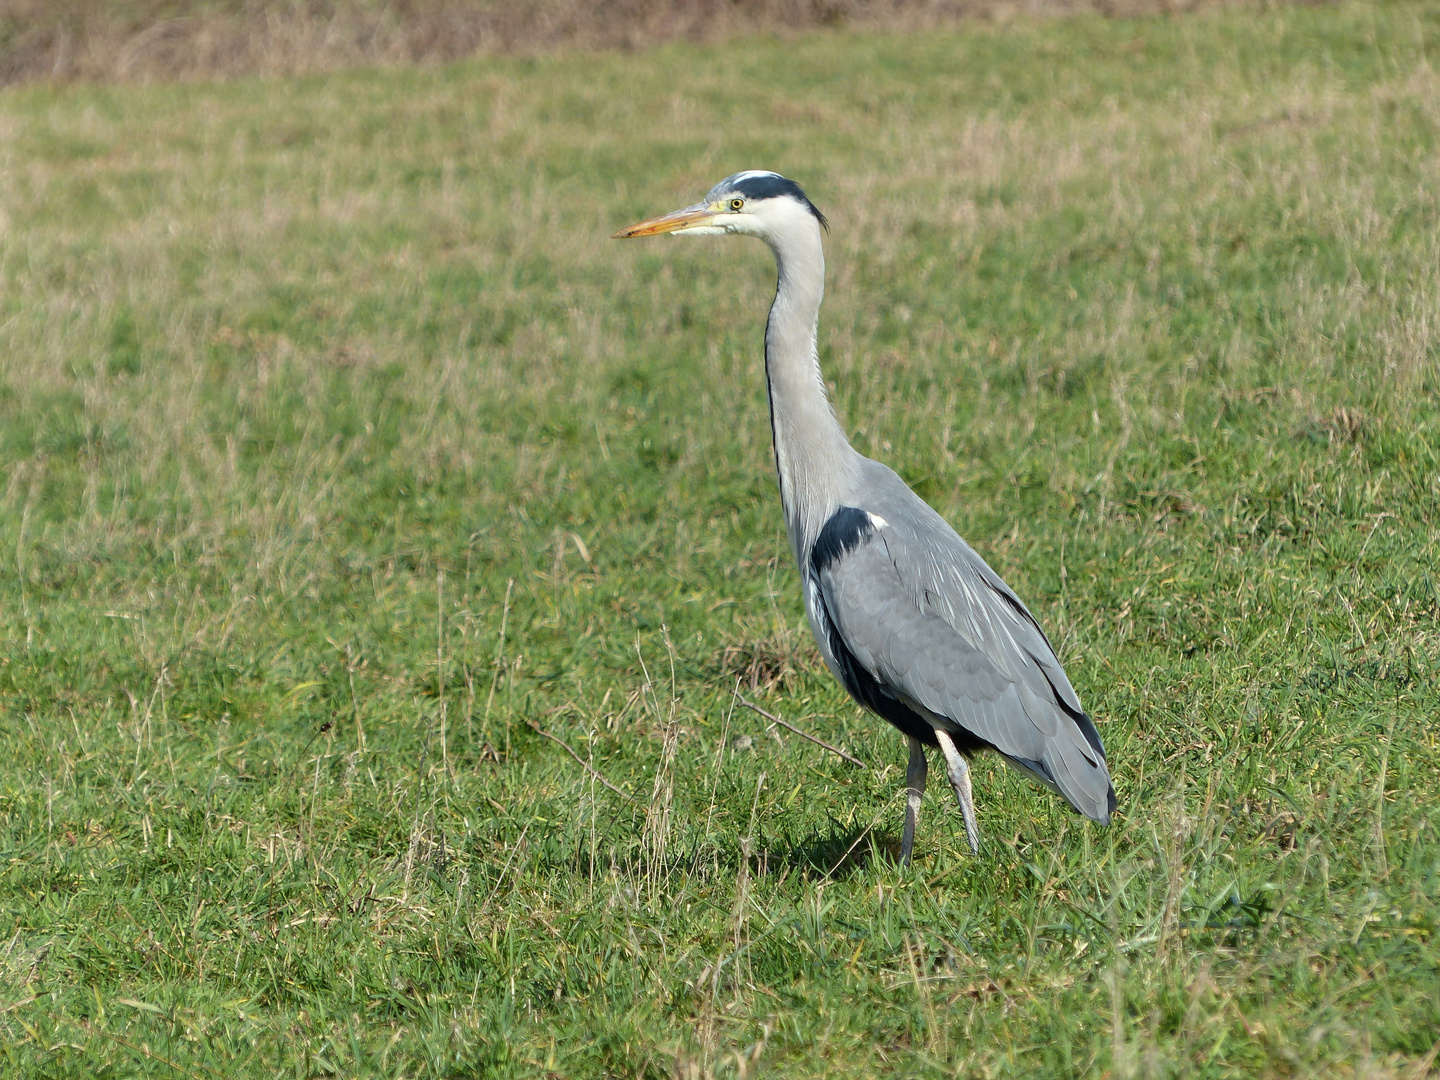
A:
[780, 823, 906, 878]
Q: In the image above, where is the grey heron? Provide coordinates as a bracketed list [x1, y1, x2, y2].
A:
[613, 171, 1115, 862]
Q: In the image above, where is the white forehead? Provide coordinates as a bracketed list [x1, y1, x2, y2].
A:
[704, 171, 783, 202]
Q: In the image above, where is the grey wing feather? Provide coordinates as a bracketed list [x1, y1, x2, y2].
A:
[816, 477, 1114, 822]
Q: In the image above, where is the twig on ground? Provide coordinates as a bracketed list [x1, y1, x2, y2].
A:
[527, 720, 632, 800]
[736, 696, 866, 768]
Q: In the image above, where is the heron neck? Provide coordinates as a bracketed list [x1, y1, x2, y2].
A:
[764, 226, 856, 562]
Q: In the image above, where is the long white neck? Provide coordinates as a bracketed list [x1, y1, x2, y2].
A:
[762, 216, 858, 566]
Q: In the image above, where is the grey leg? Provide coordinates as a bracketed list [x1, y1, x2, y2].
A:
[933, 728, 980, 854]
[900, 737, 927, 866]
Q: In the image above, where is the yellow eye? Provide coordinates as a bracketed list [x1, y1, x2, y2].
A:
[729, 198, 744, 211]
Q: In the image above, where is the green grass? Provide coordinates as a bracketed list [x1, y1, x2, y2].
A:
[2, 3, 1440, 1076]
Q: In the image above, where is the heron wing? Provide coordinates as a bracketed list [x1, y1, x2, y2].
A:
[811, 497, 1114, 822]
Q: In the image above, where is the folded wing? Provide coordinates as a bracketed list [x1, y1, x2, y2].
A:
[810, 496, 1115, 823]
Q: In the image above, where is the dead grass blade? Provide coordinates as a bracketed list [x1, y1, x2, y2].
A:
[526, 721, 632, 801]
[736, 696, 866, 768]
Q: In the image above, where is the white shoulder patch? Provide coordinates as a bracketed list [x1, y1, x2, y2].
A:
[867, 513, 889, 529]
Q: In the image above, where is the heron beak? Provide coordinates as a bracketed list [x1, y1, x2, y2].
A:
[611, 202, 718, 239]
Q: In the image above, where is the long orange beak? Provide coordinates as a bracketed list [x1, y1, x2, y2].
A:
[611, 203, 716, 239]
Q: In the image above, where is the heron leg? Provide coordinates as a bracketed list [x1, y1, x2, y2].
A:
[933, 728, 980, 855]
[900, 737, 927, 866]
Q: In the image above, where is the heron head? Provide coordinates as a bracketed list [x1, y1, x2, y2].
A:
[611, 171, 829, 241]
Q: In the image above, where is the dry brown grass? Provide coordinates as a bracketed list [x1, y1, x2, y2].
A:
[3, 0, 1242, 86]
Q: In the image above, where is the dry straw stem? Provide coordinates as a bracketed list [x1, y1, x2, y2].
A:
[526, 718, 632, 799]
[736, 694, 867, 767]
[5, 0, 1241, 86]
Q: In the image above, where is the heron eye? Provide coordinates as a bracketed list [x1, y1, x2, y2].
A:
[729, 198, 744, 211]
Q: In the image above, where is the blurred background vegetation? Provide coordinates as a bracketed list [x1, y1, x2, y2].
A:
[3, 0, 1225, 84]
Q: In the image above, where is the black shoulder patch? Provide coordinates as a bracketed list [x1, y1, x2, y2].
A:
[729, 173, 830, 231]
[810, 506, 874, 574]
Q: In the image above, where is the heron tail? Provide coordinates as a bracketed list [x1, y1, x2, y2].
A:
[1003, 710, 1116, 824]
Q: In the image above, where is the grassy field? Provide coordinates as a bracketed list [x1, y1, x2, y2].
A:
[2, 3, 1439, 1076]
